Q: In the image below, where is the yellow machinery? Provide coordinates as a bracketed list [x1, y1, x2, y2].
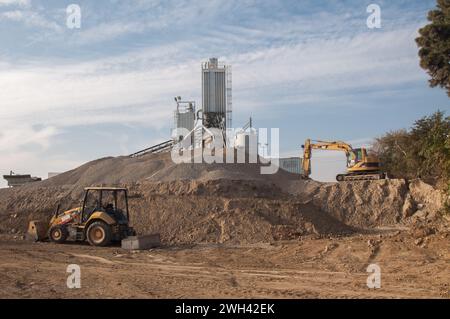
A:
[28, 187, 135, 246]
[301, 139, 385, 182]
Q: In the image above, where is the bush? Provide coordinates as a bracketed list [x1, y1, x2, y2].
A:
[374, 111, 450, 186]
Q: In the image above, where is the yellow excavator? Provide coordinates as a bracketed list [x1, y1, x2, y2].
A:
[301, 139, 385, 182]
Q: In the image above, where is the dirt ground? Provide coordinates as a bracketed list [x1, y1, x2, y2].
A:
[1, 230, 449, 299]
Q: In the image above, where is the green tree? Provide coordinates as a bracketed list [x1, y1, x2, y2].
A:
[374, 111, 450, 185]
[416, 0, 450, 97]
[410, 111, 450, 180]
[373, 129, 416, 179]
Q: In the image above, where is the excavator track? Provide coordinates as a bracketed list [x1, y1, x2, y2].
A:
[337, 172, 385, 182]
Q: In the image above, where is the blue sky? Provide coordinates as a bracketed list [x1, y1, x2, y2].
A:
[0, 0, 449, 187]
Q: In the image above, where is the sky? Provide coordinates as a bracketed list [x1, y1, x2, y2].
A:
[0, 0, 449, 187]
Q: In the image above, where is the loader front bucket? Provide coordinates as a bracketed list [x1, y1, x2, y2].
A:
[27, 220, 48, 242]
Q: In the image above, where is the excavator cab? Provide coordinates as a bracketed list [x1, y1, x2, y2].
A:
[346, 148, 364, 167]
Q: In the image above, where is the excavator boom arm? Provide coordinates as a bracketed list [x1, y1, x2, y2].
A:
[301, 139, 355, 178]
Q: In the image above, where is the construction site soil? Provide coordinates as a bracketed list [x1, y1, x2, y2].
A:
[0, 152, 449, 298]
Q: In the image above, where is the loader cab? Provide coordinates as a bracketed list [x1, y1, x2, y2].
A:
[81, 187, 130, 224]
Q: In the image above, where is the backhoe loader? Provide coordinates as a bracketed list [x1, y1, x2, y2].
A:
[301, 139, 385, 182]
[28, 187, 136, 246]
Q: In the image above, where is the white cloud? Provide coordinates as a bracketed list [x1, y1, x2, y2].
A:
[0, 0, 30, 7]
[0, 124, 58, 152]
[2, 10, 22, 19]
[65, 0, 269, 46]
[73, 22, 146, 45]
[235, 29, 421, 87]
[0, 26, 426, 136]
[0, 9, 62, 31]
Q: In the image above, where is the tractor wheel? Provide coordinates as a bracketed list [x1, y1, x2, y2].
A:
[336, 174, 345, 182]
[86, 221, 112, 247]
[49, 225, 68, 244]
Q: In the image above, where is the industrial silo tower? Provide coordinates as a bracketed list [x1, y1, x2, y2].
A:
[201, 58, 232, 133]
[173, 97, 196, 144]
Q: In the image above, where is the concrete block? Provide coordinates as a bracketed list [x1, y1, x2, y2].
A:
[121, 234, 161, 250]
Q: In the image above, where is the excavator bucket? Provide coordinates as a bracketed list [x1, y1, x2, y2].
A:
[27, 220, 48, 242]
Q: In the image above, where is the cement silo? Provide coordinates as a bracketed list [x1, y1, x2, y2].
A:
[173, 98, 196, 144]
[202, 58, 232, 131]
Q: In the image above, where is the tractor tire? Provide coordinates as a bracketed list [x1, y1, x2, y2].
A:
[49, 225, 68, 244]
[86, 221, 112, 247]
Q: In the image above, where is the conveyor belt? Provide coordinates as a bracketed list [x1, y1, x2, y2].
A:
[129, 140, 174, 158]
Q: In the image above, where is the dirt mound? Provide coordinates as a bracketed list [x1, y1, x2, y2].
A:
[313, 179, 410, 228]
[0, 151, 446, 244]
[284, 179, 446, 228]
[0, 180, 354, 244]
[130, 181, 354, 244]
[21, 151, 298, 193]
[32, 153, 169, 191]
